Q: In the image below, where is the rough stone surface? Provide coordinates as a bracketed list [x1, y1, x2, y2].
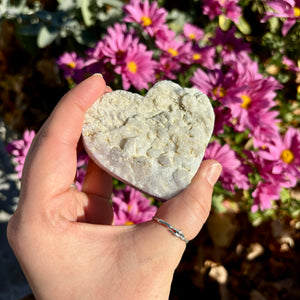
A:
[82, 80, 214, 199]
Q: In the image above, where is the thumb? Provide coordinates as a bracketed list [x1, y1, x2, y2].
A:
[154, 159, 222, 242]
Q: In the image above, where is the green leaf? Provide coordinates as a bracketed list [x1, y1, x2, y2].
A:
[37, 26, 58, 48]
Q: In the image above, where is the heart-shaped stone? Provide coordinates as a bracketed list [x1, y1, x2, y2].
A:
[82, 80, 214, 200]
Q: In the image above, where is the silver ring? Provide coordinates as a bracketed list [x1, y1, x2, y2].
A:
[152, 217, 189, 243]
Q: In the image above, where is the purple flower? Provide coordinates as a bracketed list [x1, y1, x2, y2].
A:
[257, 127, 300, 187]
[183, 23, 204, 42]
[123, 0, 167, 37]
[261, 0, 300, 36]
[202, 0, 242, 23]
[6, 130, 35, 179]
[204, 141, 250, 192]
[210, 27, 251, 64]
[112, 186, 157, 225]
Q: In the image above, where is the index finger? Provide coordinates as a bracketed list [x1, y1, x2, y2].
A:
[20, 74, 106, 202]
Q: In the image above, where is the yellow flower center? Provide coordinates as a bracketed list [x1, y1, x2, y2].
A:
[67, 61, 76, 69]
[240, 94, 251, 109]
[280, 149, 294, 164]
[127, 61, 138, 73]
[193, 53, 202, 60]
[189, 33, 196, 40]
[213, 86, 227, 98]
[141, 16, 152, 26]
[168, 48, 178, 57]
[294, 7, 300, 17]
[125, 221, 134, 225]
[297, 84, 300, 94]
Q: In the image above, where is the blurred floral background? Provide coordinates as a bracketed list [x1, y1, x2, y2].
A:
[1, 0, 300, 299]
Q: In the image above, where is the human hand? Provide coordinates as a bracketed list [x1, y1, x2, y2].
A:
[7, 74, 222, 300]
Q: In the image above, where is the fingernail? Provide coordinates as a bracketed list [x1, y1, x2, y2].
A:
[92, 73, 103, 77]
[206, 163, 222, 187]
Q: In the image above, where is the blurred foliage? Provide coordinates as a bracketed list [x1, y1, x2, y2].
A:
[0, 0, 124, 49]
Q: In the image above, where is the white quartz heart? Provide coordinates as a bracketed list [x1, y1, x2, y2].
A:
[82, 80, 214, 200]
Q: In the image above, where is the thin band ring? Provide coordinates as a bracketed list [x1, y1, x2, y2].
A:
[152, 217, 189, 244]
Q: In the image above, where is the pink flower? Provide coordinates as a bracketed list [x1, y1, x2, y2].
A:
[246, 150, 291, 188]
[90, 22, 156, 90]
[112, 186, 157, 225]
[204, 141, 250, 192]
[245, 150, 290, 212]
[155, 24, 176, 42]
[156, 31, 192, 65]
[282, 56, 300, 72]
[193, 53, 282, 145]
[75, 153, 89, 190]
[115, 43, 157, 90]
[257, 127, 300, 187]
[183, 23, 204, 42]
[190, 45, 216, 69]
[213, 106, 232, 135]
[202, 0, 242, 23]
[6, 130, 36, 179]
[191, 68, 245, 105]
[123, 0, 167, 37]
[261, 0, 300, 36]
[250, 110, 280, 149]
[56, 52, 86, 82]
[251, 181, 281, 212]
[99, 23, 139, 66]
[228, 75, 281, 133]
[155, 56, 181, 80]
[7, 130, 89, 187]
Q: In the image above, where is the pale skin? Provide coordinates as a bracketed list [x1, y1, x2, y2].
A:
[7, 74, 222, 300]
